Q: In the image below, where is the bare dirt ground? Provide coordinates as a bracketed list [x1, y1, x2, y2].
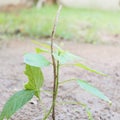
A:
[0, 39, 120, 120]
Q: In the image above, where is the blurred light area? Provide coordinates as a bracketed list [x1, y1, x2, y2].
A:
[59, 0, 120, 10]
[0, 0, 120, 11]
[0, 1, 120, 44]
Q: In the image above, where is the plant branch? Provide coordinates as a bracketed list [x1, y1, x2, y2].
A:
[59, 78, 77, 85]
[57, 101, 86, 107]
[50, 5, 62, 120]
[55, 61, 60, 97]
[43, 104, 53, 120]
[41, 89, 52, 95]
[43, 5, 62, 120]
[51, 60, 60, 120]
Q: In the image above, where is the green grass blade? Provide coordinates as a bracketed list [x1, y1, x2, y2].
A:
[0, 90, 34, 120]
[77, 79, 111, 103]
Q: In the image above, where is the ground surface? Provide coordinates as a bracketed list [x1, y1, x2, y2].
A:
[0, 39, 120, 120]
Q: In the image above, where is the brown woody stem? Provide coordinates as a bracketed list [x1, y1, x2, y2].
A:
[50, 5, 62, 120]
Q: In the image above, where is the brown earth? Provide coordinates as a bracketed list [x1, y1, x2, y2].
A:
[0, 39, 120, 120]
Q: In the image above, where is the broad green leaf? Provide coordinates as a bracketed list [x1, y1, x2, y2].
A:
[35, 48, 49, 53]
[32, 40, 51, 49]
[77, 79, 111, 103]
[0, 90, 34, 120]
[53, 51, 83, 64]
[24, 53, 50, 68]
[24, 64, 44, 98]
[74, 63, 106, 76]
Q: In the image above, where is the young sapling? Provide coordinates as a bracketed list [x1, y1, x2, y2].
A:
[0, 5, 111, 120]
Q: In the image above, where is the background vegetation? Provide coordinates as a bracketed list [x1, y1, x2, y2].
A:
[0, 5, 120, 43]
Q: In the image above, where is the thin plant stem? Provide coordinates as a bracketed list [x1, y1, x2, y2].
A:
[57, 101, 86, 107]
[41, 89, 53, 95]
[59, 78, 77, 85]
[51, 5, 62, 120]
[39, 99, 47, 119]
[55, 61, 60, 97]
[43, 5, 62, 120]
[52, 61, 60, 118]
[43, 104, 53, 120]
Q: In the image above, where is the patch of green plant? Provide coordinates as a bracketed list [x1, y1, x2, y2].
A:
[0, 6, 111, 120]
[84, 26, 99, 44]
[0, 5, 120, 43]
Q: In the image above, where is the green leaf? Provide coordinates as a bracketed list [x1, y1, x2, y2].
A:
[32, 40, 51, 49]
[77, 79, 111, 103]
[24, 64, 44, 98]
[53, 51, 83, 64]
[74, 63, 106, 76]
[32, 40, 62, 51]
[35, 48, 49, 53]
[24, 53, 50, 68]
[0, 90, 34, 120]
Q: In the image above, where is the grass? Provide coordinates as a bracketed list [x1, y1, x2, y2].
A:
[0, 5, 120, 43]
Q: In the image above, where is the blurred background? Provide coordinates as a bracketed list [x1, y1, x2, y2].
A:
[0, 0, 120, 44]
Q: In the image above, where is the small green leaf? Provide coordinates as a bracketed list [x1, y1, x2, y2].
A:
[24, 53, 50, 68]
[35, 48, 49, 53]
[74, 63, 106, 76]
[77, 79, 111, 103]
[0, 90, 34, 120]
[53, 51, 83, 64]
[24, 64, 44, 98]
[32, 40, 62, 51]
[32, 40, 51, 49]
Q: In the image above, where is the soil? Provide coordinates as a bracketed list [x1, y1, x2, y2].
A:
[0, 39, 120, 120]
